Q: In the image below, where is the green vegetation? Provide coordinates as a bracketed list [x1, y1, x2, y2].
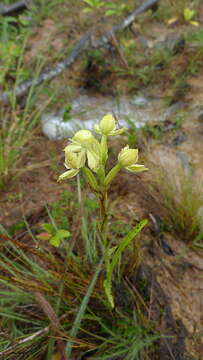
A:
[1, 0, 203, 358]
[152, 167, 203, 244]
[0, 237, 155, 359]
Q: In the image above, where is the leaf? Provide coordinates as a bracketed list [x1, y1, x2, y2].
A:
[105, 9, 116, 16]
[104, 219, 148, 308]
[56, 229, 71, 239]
[50, 235, 61, 247]
[65, 257, 104, 357]
[184, 8, 195, 22]
[105, 1, 115, 7]
[83, 0, 94, 6]
[83, 7, 93, 13]
[190, 20, 199, 26]
[167, 17, 178, 25]
[103, 279, 114, 308]
[82, 167, 99, 192]
[107, 245, 117, 256]
[41, 223, 55, 234]
[36, 232, 52, 241]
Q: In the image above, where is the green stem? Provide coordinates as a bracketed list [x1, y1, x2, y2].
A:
[101, 134, 108, 164]
[99, 190, 109, 247]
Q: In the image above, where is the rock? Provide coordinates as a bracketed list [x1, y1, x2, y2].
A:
[172, 133, 187, 146]
[130, 95, 150, 107]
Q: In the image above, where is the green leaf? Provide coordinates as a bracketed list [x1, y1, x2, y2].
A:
[41, 223, 55, 234]
[82, 167, 99, 192]
[104, 219, 148, 308]
[56, 229, 71, 239]
[50, 235, 61, 247]
[103, 279, 114, 308]
[105, 2, 115, 7]
[184, 8, 195, 22]
[83, 0, 94, 6]
[107, 245, 117, 256]
[105, 9, 116, 16]
[83, 7, 93, 13]
[65, 257, 104, 357]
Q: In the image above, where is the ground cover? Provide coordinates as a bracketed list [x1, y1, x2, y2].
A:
[0, 0, 203, 359]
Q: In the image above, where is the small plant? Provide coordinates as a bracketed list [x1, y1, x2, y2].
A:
[83, 0, 105, 13]
[37, 223, 71, 247]
[105, 2, 129, 17]
[82, 0, 130, 17]
[58, 114, 148, 308]
[63, 104, 72, 122]
[187, 28, 203, 56]
[183, 7, 199, 26]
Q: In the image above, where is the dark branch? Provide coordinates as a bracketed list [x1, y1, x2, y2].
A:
[0, 0, 159, 104]
[0, 0, 31, 16]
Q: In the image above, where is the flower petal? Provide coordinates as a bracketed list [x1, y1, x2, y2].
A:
[94, 124, 102, 134]
[77, 149, 86, 168]
[87, 150, 100, 172]
[64, 144, 82, 152]
[73, 129, 95, 145]
[65, 151, 78, 169]
[58, 169, 79, 181]
[109, 128, 127, 136]
[126, 164, 148, 173]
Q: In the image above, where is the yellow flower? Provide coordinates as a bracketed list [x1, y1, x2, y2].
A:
[58, 148, 86, 182]
[94, 114, 127, 136]
[65, 148, 86, 169]
[58, 129, 101, 182]
[71, 129, 101, 172]
[118, 146, 138, 167]
[73, 129, 96, 145]
[118, 146, 148, 173]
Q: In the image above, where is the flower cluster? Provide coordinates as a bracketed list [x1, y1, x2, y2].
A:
[58, 114, 148, 184]
[58, 129, 101, 181]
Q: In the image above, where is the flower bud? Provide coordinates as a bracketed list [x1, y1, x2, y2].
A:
[99, 114, 116, 135]
[94, 113, 126, 136]
[73, 129, 95, 145]
[118, 146, 138, 167]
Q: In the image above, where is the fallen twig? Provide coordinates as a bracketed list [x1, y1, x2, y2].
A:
[0, 0, 159, 103]
[0, 325, 49, 357]
[0, 0, 31, 16]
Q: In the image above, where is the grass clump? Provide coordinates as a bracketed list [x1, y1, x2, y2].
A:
[152, 166, 203, 243]
[0, 225, 155, 359]
[0, 114, 156, 359]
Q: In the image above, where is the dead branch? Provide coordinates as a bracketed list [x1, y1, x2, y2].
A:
[0, 0, 31, 16]
[0, 313, 68, 358]
[0, 0, 159, 104]
[0, 325, 50, 357]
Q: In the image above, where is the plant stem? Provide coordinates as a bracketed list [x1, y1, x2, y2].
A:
[99, 190, 109, 247]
